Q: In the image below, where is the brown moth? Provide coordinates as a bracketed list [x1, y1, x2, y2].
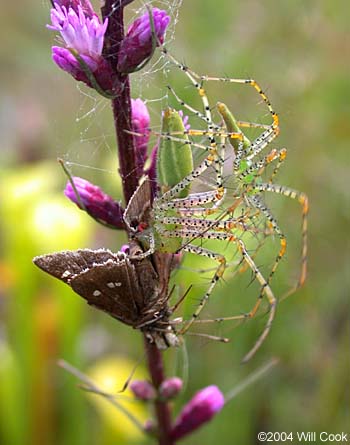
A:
[33, 180, 179, 349]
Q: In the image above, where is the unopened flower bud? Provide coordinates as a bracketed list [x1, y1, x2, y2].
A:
[64, 177, 124, 229]
[117, 8, 170, 73]
[171, 385, 225, 440]
[52, 47, 97, 82]
[130, 380, 156, 401]
[119, 244, 130, 254]
[131, 98, 151, 177]
[159, 377, 183, 400]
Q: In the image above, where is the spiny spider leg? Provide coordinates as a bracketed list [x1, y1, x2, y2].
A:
[159, 227, 277, 361]
[200, 73, 279, 133]
[150, 48, 283, 235]
[155, 143, 224, 204]
[148, 107, 280, 214]
[168, 85, 271, 132]
[252, 183, 309, 296]
[166, 77, 279, 189]
[237, 148, 286, 182]
[154, 129, 242, 138]
[153, 326, 229, 343]
[162, 48, 280, 169]
[197, 145, 289, 302]
[157, 189, 221, 210]
[153, 130, 237, 206]
[164, 60, 227, 197]
[168, 83, 272, 165]
[153, 122, 280, 212]
[167, 84, 214, 127]
[169, 139, 305, 314]
[234, 120, 271, 130]
[249, 195, 287, 293]
[215, 101, 279, 171]
[156, 215, 269, 235]
[162, 47, 279, 133]
[267, 149, 287, 184]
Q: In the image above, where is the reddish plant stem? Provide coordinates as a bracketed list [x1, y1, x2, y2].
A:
[101, 3, 173, 444]
[111, 79, 138, 204]
[144, 335, 175, 445]
[101, 1, 139, 204]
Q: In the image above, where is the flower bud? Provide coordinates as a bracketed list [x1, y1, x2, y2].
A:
[159, 377, 183, 400]
[64, 177, 124, 229]
[52, 47, 97, 82]
[119, 244, 130, 254]
[130, 380, 156, 401]
[171, 385, 225, 440]
[117, 8, 170, 73]
[131, 98, 151, 177]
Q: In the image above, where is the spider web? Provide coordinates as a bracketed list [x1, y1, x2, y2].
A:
[59, 0, 183, 198]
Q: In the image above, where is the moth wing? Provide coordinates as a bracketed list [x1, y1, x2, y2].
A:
[69, 259, 142, 325]
[124, 178, 152, 228]
[33, 248, 120, 283]
[134, 259, 159, 307]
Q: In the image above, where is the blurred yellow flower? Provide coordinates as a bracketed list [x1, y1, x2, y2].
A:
[0, 162, 92, 254]
[87, 356, 149, 443]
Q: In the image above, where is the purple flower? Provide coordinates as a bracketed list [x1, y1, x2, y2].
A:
[64, 177, 124, 229]
[48, 3, 119, 93]
[130, 380, 156, 401]
[159, 377, 183, 400]
[131, 98, 151, 177]
[51, 0, 95, 18]
[48, 3, 107, 60]
[171, 385, 225, 441]
[117, 8, 170, 73]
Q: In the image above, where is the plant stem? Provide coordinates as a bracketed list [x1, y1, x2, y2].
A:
[101, 3, 173, 444]
[101, 1, 139, 204]
[144, 336, 174, 445]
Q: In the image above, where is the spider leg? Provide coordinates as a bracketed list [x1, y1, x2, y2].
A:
[162, 47, 279, 135]
[267, 149, 287, 183]
[162, 49, 280, 159]
[253, 183, 309, 296]
[234, 120, 271, 131]
[160, 228, 277, 361]
[156, 214, 266, 235]
[237, 148, 285, 182]
[249, 195, 287, 290]
[178, 243, 227, 335]
[200, 74, 279, 134]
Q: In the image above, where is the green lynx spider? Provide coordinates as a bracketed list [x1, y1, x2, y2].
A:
[126, 46, 309, 361]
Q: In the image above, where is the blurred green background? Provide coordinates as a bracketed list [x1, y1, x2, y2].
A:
[1, 0, 349, 444]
